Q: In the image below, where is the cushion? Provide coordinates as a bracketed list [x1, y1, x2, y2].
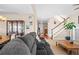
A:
[30, 32, 41, 42]
[36, 35, 41, 42]
[21, 33, 36, 54]
[0, 38, 31, 55]
[29, 32, 36, 38]
[31, 42, 37, 55]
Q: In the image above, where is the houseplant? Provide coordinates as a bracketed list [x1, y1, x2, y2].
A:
[64, 22, 76, 43]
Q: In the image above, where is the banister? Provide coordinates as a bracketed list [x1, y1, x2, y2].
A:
[52, 20, 65, 30]
[51, 17, 70, 31]
[51, 17, 70, 39]
[53, 26, 64, 35]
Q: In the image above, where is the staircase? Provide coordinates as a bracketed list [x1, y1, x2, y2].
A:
[51, 17, 70, 40]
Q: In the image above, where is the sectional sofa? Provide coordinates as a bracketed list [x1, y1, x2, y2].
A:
[0, 32, 53, 55]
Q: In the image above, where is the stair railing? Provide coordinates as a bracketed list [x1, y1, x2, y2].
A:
[51, 16, 70, 39]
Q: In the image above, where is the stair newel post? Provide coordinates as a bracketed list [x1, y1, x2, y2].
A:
[51, 29, 53, 40]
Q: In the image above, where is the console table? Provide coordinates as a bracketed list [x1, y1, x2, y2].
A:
[56, 40, 79, 55]
[0, 35, 9, 44]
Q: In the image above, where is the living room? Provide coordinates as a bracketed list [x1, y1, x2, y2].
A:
[0, 4, 79, 55]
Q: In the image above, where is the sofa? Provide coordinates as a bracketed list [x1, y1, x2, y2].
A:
[0, 32, 53, 55]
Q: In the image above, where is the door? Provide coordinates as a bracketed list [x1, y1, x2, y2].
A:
[6, 20, 25, 36]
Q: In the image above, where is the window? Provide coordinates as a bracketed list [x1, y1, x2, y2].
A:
[6, 20, 25, 36]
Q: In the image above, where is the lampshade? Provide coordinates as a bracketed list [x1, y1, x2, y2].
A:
[0, 16, 6, 21]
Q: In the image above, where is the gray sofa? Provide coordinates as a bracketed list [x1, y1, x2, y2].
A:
[0, 38, 31, 55]
[0, 32, 53, 55]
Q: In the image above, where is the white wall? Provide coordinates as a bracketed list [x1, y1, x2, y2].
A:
[48, 10, 79, 40]
[48, 16, 70, 39]
[69, 11, 79, 40]
[48, 17, 62, 37]
[0, 21, 6, 35]
[0, 14, 37, 35]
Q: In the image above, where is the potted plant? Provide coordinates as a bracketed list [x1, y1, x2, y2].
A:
[64, 22, 76, 43]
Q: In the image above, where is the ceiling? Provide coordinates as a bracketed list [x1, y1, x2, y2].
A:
[35, 4, 74, 19]
[0, 4, 33, 15]
[0, 4, 75, 20]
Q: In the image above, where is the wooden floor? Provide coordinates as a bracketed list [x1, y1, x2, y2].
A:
[45, 39, 68, 55]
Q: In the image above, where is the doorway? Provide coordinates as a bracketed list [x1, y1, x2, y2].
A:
[37, 20, 48, 39]
[6, 20, 25, 36]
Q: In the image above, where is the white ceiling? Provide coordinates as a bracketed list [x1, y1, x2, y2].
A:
[35, 4, 74, 20]
[0, 4, 33, 15]
[0, 4, 75, 20]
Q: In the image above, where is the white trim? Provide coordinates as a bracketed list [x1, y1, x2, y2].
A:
[73, 27, 75, 41]
[73, 27, 79, 40]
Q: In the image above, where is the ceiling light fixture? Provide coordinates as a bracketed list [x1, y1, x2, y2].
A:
[0, 16, 6, 21]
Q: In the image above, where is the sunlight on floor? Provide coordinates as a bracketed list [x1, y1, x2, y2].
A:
[46, 39, 67, 55]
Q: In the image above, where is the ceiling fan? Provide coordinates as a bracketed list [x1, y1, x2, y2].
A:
[73, 4, 79, 6]
[73, 4, 79, 10]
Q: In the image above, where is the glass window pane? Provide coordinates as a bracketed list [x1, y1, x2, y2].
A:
[13, 22, 17, 33]
[8, 22, 12, 33]
[18, 22, 22, 33]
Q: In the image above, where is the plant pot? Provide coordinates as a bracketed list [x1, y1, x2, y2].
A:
[70, 41, 73, 44]
[65, 36, 70, 40]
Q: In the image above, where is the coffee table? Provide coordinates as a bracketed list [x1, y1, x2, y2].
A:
[56, 40, 79, 54]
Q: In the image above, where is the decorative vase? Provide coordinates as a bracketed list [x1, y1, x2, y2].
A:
[65, 36, 70, 40]
[70, 41, 73, 44]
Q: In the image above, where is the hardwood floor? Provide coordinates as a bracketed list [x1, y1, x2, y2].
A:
[45, 39, 68, 55]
